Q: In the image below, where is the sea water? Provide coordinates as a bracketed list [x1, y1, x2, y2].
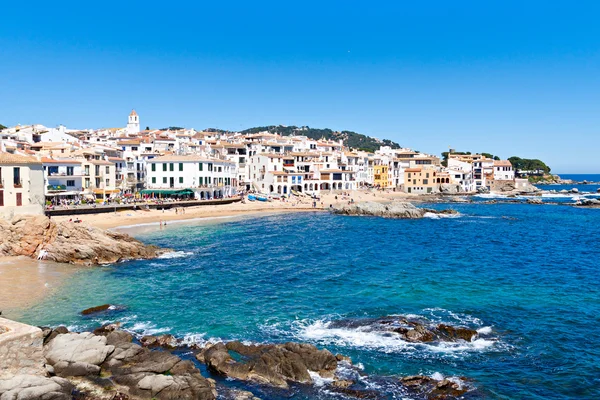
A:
[15, 203, 600, 399]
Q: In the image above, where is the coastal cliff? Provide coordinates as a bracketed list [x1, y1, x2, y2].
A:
[0, 215, 163, 265]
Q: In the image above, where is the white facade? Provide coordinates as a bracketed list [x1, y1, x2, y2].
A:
[146, 155, 237, 198]
[0, 153, 45, 218]
[126, 110, 140, 134]
[43, 159, 84, 197]
[493, 161, 515, 181]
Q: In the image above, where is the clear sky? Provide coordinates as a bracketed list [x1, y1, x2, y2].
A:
[1, 1, 599, 173]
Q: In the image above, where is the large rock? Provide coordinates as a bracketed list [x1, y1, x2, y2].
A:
[439, 184, 462, 194]
[197, 341, 338, 389]
[0, 374, 73, 400]
[332, 201, 456, 219]
[0, 215, 163, 265]
[102, 333, 216, 400]
[44, 332, 115, 377]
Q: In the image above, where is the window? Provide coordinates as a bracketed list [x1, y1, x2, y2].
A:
[162, 164, 167, 172]
[0, 191, 3, 206]
[16, 193, 22, 206]
[106, 166, 110, 173]
[85, 178, 90, 188]
[199, 163, 203, 171]
[132, 147, 138, 151]
[13, 167, 20, 186]
[179, 177, 183, 184]
[179, 163, 183, 171]
[67, 166, 74, 175]
[423, 179, 429, 184]
[66, 180, 75, 187]
[152, 177, 156, 184]
[199, 177, 203, 185]
[169, 163, 174, 171]
[163, 177, 167, 184]
[208, 163, 213, 172]
[152, 164, 156, 172]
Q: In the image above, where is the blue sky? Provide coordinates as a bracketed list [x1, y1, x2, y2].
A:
[1, 1, 599, 173]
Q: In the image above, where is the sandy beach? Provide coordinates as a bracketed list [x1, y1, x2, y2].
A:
[52, 190, 420, 230]
[0, 256, 81, 316]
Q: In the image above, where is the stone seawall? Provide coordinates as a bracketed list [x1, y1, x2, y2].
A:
[0, 317, 45, 379]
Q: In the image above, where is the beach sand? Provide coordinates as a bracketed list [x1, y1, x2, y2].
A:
[0, 256, 80, 317]
[52, 190, 420, 230]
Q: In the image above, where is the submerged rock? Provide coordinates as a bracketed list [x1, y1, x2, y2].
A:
[400, 375, 468, 399]
[0, 215, 164, 265]
[332, 201, 457, 219]
[527, 198, 543, 205]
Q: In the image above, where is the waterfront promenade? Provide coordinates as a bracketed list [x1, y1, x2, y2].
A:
[45, 197, 242, 217]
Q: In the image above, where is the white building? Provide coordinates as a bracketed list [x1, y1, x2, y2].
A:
[146, 154, 237, 199]
[42, 158, 84, 199]
[493, 160, 514, 181]
[126, 110, 140, 134]
[0, 153, 45, 218]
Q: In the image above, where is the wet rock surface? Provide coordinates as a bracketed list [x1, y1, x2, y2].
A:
[401, 375, 469, 399]
[329, 316, 479, 343]
[197, 341, 338, 389]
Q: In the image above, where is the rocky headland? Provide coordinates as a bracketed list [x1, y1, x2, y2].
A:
[0, 313, 478, 400]
[0, 215, 164, 265]
[332, 201, 459, 219]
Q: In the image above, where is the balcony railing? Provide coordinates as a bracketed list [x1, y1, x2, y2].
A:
[14, 179, 22, 188]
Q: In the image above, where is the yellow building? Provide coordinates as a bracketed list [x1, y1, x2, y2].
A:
[374, 165, 389, 188]
[403, 167, 439, 194]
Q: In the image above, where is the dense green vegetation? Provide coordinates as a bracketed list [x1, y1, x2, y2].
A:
[0, 123, 6, 130]
[508, 156, 551, 175]
[240, 125, 401, 152]
[160, 126, 185, 131]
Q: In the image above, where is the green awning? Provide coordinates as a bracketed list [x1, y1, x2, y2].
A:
[139, 189, 195, 196]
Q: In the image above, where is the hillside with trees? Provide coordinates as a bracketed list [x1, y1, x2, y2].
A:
[239, 125, 401, 153]
[507, 156, 551, 175]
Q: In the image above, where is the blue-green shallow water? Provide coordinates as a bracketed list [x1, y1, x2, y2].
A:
[15, 204, 600, 399]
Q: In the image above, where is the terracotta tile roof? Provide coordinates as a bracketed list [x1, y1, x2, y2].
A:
[0, 152, 41, 165]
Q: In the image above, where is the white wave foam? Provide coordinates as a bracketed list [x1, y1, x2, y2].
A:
[477, 326, 493, 335]
[423, 212, 461, 219]
[128, 321, 172, 336]
[296, 319, 495, 354]
[158, 251, 193, 259]
[308, 371, 334, 387]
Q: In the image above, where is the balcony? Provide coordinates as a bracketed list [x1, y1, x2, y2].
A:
[14, 179, 22, 188]
[47, 184, 67, 192]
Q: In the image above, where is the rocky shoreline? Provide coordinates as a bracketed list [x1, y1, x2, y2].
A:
[332, 201, 459, 219]
[0, 312, 480, 400]
[0, 215, 165, 265]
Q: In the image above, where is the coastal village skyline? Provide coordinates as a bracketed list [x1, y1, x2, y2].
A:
[0, 108, 544, 216]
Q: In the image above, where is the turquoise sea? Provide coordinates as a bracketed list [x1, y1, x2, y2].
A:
[15, 202, 600, 399]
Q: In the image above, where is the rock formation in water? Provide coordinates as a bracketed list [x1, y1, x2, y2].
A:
[0, 215, 163, 265]
[196, 341, 338, 389]
[328, 315, 479, 343]
[332, 201, 458, 219]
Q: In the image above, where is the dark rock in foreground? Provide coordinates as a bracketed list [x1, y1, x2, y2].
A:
[401, 375, 469, 399]
[332, 201, 458, 219]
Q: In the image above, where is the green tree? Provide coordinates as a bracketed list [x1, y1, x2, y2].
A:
[0, 123, 6, 130]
